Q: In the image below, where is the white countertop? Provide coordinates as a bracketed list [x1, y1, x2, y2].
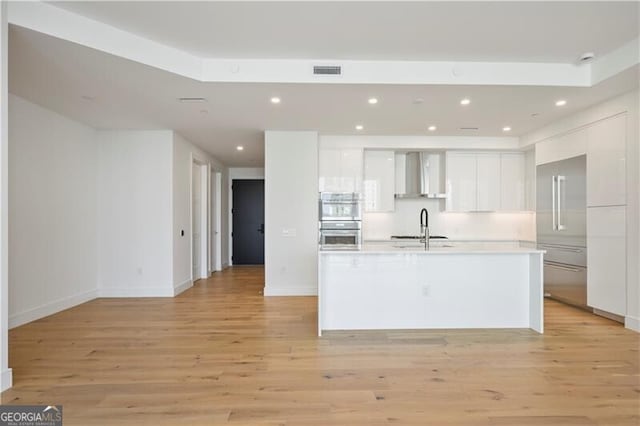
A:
[320, 242, 544, 255]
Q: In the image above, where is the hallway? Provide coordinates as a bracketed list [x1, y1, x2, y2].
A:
[1, 267, 638, 425]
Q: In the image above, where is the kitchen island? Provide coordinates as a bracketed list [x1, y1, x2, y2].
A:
[318, 243, 544, 335]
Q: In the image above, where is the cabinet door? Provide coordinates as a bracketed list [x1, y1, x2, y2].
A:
[318, 148, 341, 192]
[476, 154, 501, 211]
[500, 153, 525, 211]
[364, 150, 395, 212]
[339, 148, 363, 193]
[446, 153, 477, 212]
[587, 206, 626, 316]
[587, 114, 626, 207]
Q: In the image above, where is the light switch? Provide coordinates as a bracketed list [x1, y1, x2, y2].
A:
[282, 228, 297, 237]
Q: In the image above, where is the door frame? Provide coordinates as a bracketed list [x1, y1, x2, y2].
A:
[190, 155, 210, 281]
[228, 168, 265, 266]
[210, 168, 223, 273]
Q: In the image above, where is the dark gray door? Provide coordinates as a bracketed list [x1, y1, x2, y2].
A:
[232, 179, 264, 265]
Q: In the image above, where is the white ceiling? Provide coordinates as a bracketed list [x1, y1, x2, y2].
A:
[8, 2, 640, 166]
[50, 1, 639, 63]
[9, 26, 639, 167]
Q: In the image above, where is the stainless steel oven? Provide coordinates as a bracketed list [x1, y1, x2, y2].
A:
[319, 192, 362, 221]
[319, 221, 362, 250]
[319, 193, 362, 250]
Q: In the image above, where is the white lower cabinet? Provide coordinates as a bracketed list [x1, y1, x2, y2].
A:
[587, 205, 626, 316]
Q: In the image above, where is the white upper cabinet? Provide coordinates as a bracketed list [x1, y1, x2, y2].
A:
[447, 151, 526, 212]
[535, 128, 587, 166]
[500, 153, 526, 211]
[446, 152, 477, 212]
[364, 150, 395, 212]
[476, 153, 501, 211]
[587, 114, 626, 207]
[318, 148, 363, 193]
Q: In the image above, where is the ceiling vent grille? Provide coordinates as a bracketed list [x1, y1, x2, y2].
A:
[178, 97, 207, 103]
[313, 65, 342, 75]
[459, 127, 479, 131]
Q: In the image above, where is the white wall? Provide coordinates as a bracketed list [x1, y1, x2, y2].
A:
[0, 1, 10, 391]
[363, 199, 535, 241]
[228, 167, 264, 265]
[264, 131, 318, 295]
[521, 89, 640, 332]
[97, 130, 174, 297]
[8, 95, 99, 327]
[172, 132, 229, 291]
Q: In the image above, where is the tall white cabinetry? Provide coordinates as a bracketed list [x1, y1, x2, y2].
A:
[587, 114, 626, 207]
[364, 150, 395, 212]
[587, 206, 626, 316]
[585, 114, 627, 317]
[318, 148, 363, 193]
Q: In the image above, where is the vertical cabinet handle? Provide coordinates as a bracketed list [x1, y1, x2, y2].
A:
[557, 175, 566, 230]
[551, 176, 557, 230]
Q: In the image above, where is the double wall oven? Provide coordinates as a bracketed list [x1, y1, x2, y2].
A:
[319, 192, 362, 250]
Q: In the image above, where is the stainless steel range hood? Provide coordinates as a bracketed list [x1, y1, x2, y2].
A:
[394, 152, 447, 199]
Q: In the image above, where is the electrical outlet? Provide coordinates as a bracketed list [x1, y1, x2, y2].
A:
[421, 285, 430, 296]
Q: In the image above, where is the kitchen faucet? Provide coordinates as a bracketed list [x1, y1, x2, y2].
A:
[420, 208, 429, 250]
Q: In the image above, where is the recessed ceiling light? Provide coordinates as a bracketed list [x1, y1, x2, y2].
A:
[355, 125, 364, 131]
[236, 146, 244, 151]
[413, 98, 425, 104]
[502, 126, 511, 132]
[555, 99, 567, 107]
[460, 98, 471, 106]
[270, 97, 281, 104]
[368, 97, 378, 105]
[428, 125, 437, 131]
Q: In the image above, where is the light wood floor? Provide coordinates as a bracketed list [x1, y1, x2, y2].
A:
[2, 267, 639, 425]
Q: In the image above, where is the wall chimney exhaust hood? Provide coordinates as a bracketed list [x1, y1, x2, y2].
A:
[394, 152, 447, 199]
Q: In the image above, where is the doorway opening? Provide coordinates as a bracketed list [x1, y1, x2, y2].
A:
[231, 179, 265, 265]
[191, 160, 209, 281]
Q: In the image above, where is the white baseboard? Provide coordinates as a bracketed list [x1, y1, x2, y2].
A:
[1, 368, 12, 392]
[9, 288, 99, 329]
[625, 315, 640, 332]
[174, 279, 193, 296]
[263, 285, 317, 296]
[222, 262, 229, 269]
[98, 286, 174, 298]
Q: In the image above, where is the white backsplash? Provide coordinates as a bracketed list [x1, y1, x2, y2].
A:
[363, 198, 536, 241]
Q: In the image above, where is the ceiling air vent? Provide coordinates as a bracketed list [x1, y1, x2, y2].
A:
[459, 127, 479, 131]
[313, 65, 342, 75]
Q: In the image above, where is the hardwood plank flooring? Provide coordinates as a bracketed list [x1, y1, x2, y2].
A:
[2, 266, 639, 425]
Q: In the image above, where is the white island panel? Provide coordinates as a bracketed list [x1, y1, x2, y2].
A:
[319, 249, 543, 334]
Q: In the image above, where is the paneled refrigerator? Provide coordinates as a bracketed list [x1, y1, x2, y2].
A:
[536, 155, 588, 308]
